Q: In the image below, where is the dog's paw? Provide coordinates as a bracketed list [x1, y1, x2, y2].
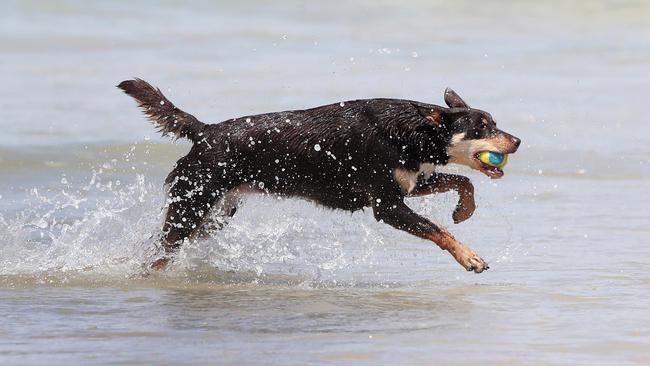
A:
[452, 200, 476, 224]
[454, 247, 488, 273]
[465, 254, 489, 273]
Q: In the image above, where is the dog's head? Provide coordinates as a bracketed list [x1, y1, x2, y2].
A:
[435, 88, 521, 179]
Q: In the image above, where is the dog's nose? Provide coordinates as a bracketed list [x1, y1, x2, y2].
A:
[508, 136, 521, 151]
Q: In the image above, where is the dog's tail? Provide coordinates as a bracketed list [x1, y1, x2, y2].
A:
[117, 78, 205, 141]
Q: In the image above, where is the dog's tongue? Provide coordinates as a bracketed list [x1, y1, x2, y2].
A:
[485, 166, 504, 179]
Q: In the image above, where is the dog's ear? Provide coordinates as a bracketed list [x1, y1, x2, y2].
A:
[413, 104, 444, 126]
[444, 88, 469, 108]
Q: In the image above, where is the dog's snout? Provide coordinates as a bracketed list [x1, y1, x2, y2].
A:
[500, 133, 521, 154]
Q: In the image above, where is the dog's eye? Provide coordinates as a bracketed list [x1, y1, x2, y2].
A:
[472, 124, 488, 137]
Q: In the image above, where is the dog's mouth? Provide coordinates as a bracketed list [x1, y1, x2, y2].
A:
[473, 152, 505, 179]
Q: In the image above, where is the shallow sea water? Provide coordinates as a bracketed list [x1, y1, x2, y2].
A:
[1, 1, 649, 365]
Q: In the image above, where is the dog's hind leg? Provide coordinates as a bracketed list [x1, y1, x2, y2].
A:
[372, 197, 488, 273]
[150, 165, 229, 270]
[408, 173, 475, 224]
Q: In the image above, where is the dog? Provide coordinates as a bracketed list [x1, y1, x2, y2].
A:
[118, 79, 520, 273]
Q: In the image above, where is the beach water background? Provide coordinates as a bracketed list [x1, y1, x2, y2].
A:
[1, 1, 649, 364]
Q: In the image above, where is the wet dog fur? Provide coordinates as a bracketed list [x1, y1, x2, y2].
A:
[118, 79, 520, 273]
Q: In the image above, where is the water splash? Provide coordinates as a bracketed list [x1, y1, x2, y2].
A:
[0, 172, 161, 277]
[0, 150, 386, 284]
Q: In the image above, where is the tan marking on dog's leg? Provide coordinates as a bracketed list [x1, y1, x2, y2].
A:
[425, 229, 488, 273]
[452, 185, 475, 224]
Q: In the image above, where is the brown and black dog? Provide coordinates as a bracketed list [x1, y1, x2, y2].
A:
[118, 79, 520, 273]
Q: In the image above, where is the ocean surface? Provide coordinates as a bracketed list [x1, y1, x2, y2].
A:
[1, 1, 649, 365]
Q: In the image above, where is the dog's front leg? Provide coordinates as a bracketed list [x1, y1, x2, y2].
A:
[408, 173, 475, 224]
[373, 198, 488, 273]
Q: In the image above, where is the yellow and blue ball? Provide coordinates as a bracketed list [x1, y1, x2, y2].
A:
[477, 151, 508, 169]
